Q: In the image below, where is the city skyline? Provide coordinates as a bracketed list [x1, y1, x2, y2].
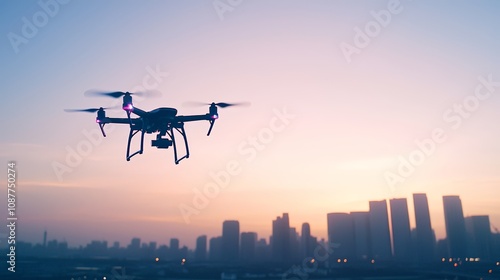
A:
[1, 0, 500, 263]
[11, 192, 499, 259]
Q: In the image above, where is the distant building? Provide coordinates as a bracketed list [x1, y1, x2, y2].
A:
[209, 236, 222, 261]
[351, 211, 371, 260]
[272, 213, 291, 263]
[195, 235, 207, 262]
[413, 193, 436, 263]
[170, 238, 180, 260]
[222, 220, 240, 262]
[389, 198, 412, 262]
[443, 195, 467, 258]
[369, 200, 392, 260]
[465, 215, 492, 260]
[300, 223, 317, 259]
[240, 232, 257, 263]
[327, 212, 355, 261]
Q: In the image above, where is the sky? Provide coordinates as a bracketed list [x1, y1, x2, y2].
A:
[1, 0, 500, 249]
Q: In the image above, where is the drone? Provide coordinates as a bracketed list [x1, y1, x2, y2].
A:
[65, 91, 248, 164]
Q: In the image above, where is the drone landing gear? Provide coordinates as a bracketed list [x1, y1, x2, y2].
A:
[126, 126, 145, 161]
[152, 123, 190, 164]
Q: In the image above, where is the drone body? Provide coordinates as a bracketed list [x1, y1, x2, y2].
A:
[66, 91, 248, 164]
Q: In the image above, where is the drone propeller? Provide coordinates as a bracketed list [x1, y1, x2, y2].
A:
[84, 90, 161, 98]
[183, 101, 251, 108]
[64, 106, 118, 113]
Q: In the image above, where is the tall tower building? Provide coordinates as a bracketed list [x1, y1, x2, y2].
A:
[300, 223, 316, 258]
[240, 232, 257, 263]
[327, 213, 355, 261]
[195, 235, 207, 262]
[369, 200, 392, 260]
[465, 215, 492, 260]
[443, 195, 467, 258]
[389, 198, 412, 262]
[272, 213, 290, 263]
[413, 193, 435, 263]
[222, 220, 240, 262]
[351, 211, 371, 260]
[209, 236, 222, 261]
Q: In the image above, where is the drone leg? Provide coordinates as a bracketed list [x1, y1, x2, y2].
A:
[169, 128, 179, 164]
[98, 123, 106, 137]
[207, 119, 215, 136]
[126, 128, 142, 161]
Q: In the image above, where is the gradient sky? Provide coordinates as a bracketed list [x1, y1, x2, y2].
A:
[1, 0, 500, 249]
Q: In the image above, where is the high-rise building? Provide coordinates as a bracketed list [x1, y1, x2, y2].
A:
[300, 223, 316, 259]
[209, 236, 222, 261]
[413, 193, 435, 263]
[195, 235, 207, 262]
[272, 213, 290, 263]
[351, 211, 371, 260]
[327, 212, 355, 261]
[443, 195, 467, 258]
[465, 215, 492, 260]
[389, 198, 412, 262]
[369, 200, 392, 260]
[222, 220, 240, 262]
[170, 238, 180, 259]
[240, 232, 257, 263]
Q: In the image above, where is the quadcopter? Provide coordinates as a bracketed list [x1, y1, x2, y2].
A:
[65, 91, 248, 164]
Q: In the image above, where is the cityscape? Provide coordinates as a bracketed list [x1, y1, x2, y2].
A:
[6, 193, 500, 279]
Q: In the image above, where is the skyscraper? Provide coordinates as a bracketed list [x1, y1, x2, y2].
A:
[327, 212, 355, 261]
[300, 223, 316, 259]
[209, 236, 222, 261]
[443, 195, 467, 258]
[369, 200, 392, 260]
[222, 220, 240, 262]
[240, 232, 257, 263]
[389, 198, 412, 262]
[465, 215, 492, 260]
[351, 211, 371, 260]
[413, 193, 435, 263]
[195, 235, 207, 262]
[272, 213, 290, 263]
[170, 238, 180, 259]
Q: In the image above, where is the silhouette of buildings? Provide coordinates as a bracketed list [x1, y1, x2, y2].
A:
[443, 195, 467, 258]
[222, 220, 240, 262]
[271, 213, 291, 263]
[465, 215, 492, 260]
[10, 193, 500, 269]
[413, 193, 436, 263]
[351, 211, 371, 261]
[240, 232, 257, 262]
[209, 236, 222, 261]
[300, 223, 317, 259]
[369, 200, 392, 260]
[389, 198, 412, 262]
[195, 235, 207, 262]
[327, 212, 355, 261]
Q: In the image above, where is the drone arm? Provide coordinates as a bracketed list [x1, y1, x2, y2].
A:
[175, 114, 212, 122]
[99, 117, 142, 125]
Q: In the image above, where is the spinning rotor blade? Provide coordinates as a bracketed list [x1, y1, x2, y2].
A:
[64, 106, 119, 113]
[183, 101, 251, 108]
[84, 90, 161, 98]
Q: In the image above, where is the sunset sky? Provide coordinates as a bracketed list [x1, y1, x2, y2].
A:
[1, 0, 500, 249]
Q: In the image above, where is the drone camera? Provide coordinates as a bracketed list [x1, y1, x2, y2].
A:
[152, 138, 173, 149]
